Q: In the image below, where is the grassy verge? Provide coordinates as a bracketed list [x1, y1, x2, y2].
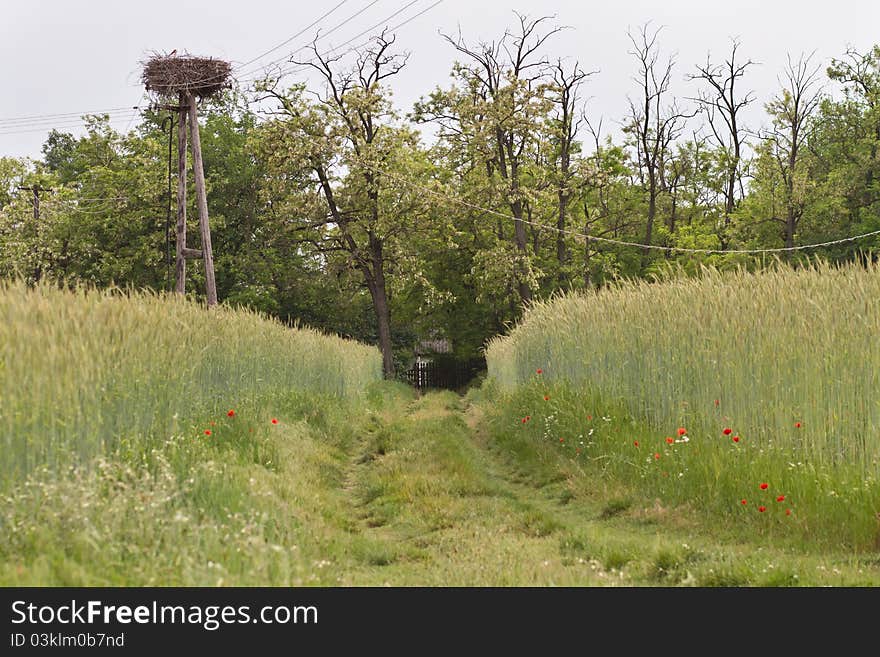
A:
[0, 383, 396, 586]
[484, 260, 880, 553]
[472, 383, 880, 586]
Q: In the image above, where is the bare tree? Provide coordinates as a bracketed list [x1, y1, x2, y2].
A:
[689, 38, 756, 249]
[624, 23, 693, 269]
[549, 59, 593, 284]
[764, 52, 824, 249]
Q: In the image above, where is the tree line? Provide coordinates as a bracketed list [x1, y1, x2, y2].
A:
[2, 15, 879, 376]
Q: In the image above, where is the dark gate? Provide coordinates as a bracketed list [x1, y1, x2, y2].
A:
[403, 356, 485, 392]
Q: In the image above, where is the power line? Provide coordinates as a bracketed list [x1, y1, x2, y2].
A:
[235, 0, 381, 80]
[234, 0, 352, 72]
[124, 93, 148, 134]
[0, 113, 141, 137]
[0, 106, 139, 126]
[241, 0, 439, 85]
[1, 1, 438, 139]
[1, 4, 366, 136]
[169, 0, 384, 92]
[372, 166, 880, 255]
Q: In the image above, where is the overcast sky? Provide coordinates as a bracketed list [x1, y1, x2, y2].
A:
[2, 0, 879, 160]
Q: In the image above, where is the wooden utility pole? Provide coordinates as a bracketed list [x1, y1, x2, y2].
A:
[142, 52, 229, 307]
[165, 93, 213, 303]
[175, 93, 189, 295]
[187, 92, 217, 306]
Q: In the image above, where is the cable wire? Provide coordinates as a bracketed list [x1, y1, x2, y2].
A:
[241, 0, 439, 85]
[373, 166, 880, 255]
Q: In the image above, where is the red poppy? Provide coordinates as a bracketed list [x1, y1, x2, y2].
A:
[795, 422, 802, 428]
[526, 415, 531, 421]
[536, 368, 543, 374]
[785, 509, 792, 516]
[677, 427, 687, 436]
[204, 429, 211, 436]
[227, 409, 235, 417]
[741, 499, 747, 505]
[758, 506, 766, 513]
[732, 435, 740, 443]
[653, 452, 661, 460]
[714, 399, 720, 407]
[665, 437, 674, 445]
[522, 418, 528, 424]
[776, 495, 785, 502]
[271, 418, 278, 425]
[587, 415, 593, 420]
[544, 395, 550, 401]
[722, 428, 732, 435]
[559, 438, 564, 443]
[759, 482, 768, 490]
[633, 440, 640, 447]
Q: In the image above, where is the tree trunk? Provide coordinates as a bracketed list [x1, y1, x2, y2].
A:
[583, 221, 593, 289]
[642, 173, 657, 269]
[785, 208, 796, 249]
[368, 234, 395, 378]
[513, 217, 532, 304]
[510, 185, 532, 305]
[557, 132, 571, 284]
[557, 189, 569, 283]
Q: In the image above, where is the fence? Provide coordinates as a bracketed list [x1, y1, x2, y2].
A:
[402, 356, 485, 392]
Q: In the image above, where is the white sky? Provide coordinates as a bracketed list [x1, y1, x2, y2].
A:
[2, 0, 879, 160]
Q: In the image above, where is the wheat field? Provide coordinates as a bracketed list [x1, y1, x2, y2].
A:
[0, 279, 382, 489]
[487, 260, 880, 472]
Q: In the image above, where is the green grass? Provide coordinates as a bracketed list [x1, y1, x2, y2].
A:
[4, 267, 880, 586]
[4, 383, 879, 586]
[0, 278, 383, 584]
[484, 260, 880, 551]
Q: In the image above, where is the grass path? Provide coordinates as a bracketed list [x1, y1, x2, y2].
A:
[336, 390, 609, 585]
[326, 389, 880, 586]
[4, 384, 879, 586]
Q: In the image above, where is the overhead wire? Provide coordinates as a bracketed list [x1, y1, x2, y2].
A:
[0, 113, 141, 137]
[0, 106, 140, 126]
[170, 0, 384, 91]
[0, 3, 362, 135]
[233, 0, 351, 71]
[239, 0, 440, 85]
[0, 1, 440, 137]
[369, 165, 880, 255]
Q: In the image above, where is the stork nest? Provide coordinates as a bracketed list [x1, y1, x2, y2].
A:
[141, 53, 232, 98]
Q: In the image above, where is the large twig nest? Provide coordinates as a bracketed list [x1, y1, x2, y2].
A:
[141, 52, 232, 98]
